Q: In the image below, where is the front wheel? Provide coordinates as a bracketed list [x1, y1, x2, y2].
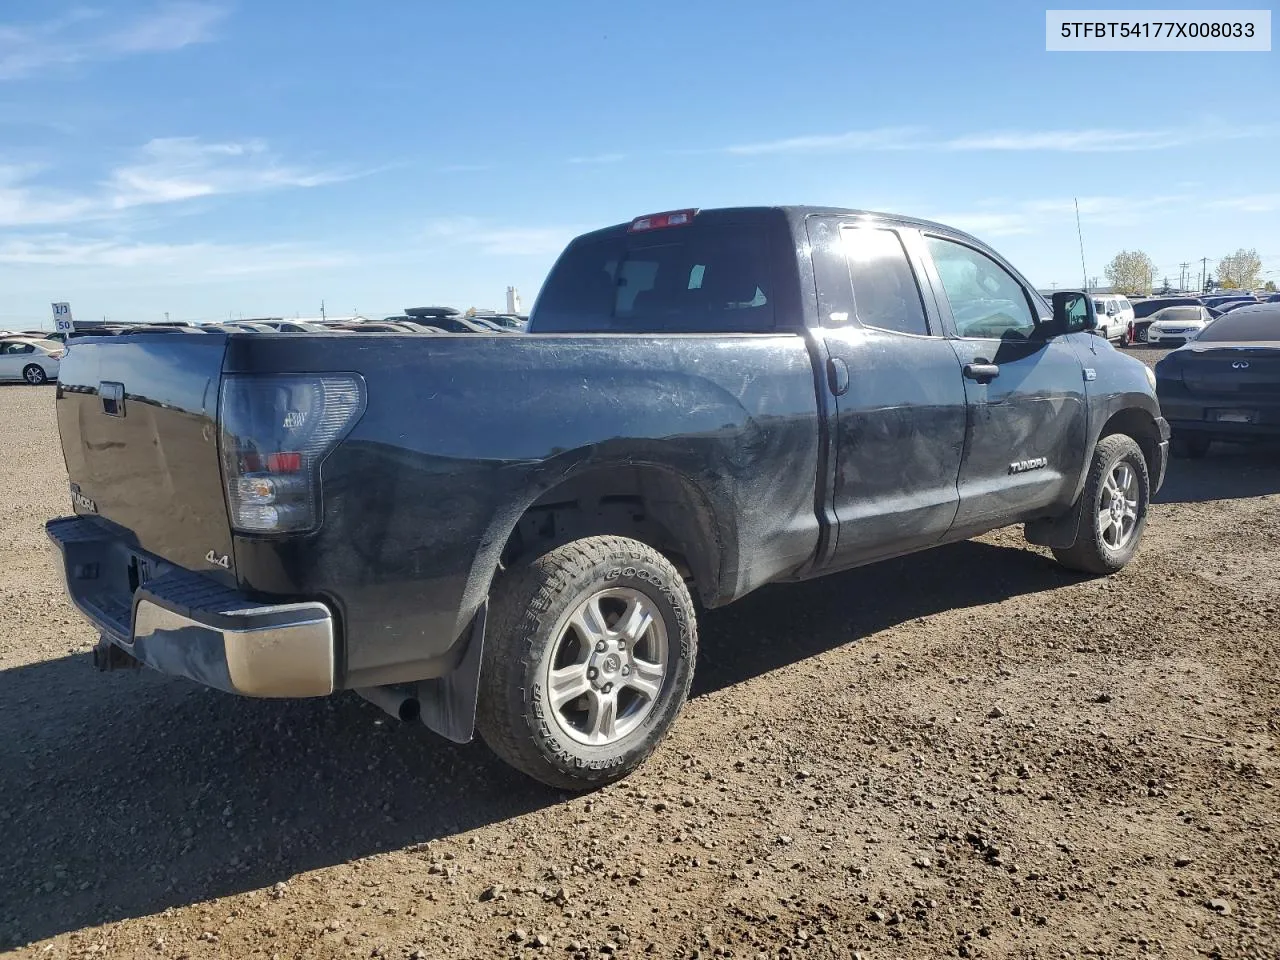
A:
[23, 364, 48, 385]
[1052, 434, 1150, 575]
[476, 536, 698, 790]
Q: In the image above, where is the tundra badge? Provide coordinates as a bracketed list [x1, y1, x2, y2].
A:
[1009, 457, 1048, 475]
[69, 484, 97, 514]
[205, 550, 230, 569]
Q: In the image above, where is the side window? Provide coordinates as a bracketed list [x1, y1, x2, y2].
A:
[3, 343, 33, 355]
[926, 237, 1037, 340]
[838, 227, 930, 336]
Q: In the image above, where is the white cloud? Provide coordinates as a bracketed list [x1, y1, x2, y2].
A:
[943, 129, 1191, 152]
[106, 137, 349, 209]
[0, 163, 98, 226]
[723, 127, 922, 156]
[929, 212, 1036, 237]
[1208, 194, 1280, 213]
[420, 217, 580, 256]
[568, 153, 626, 165]
[0, 234, 348, 276]
[715, 125, 1268, 156]
[0, 2, 225, 80]
[0, 137, 352, 227]
[929, 194, 1191, 239]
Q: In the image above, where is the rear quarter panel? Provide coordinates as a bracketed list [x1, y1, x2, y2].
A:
[223, 333, 821, 688]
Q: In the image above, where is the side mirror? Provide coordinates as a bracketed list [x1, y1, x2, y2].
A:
[1045, 291, 1097, 337]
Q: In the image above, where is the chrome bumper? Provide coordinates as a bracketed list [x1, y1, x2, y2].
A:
[46, 515, 335, 698]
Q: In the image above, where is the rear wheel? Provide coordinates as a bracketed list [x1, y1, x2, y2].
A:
[1052, 434, 1150, 575]
[23, 364, 47, 385]
[476, 536, 697, 790]
[1171, 433, 1211, 459]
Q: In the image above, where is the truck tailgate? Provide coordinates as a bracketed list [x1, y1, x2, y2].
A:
[56, 334, 235, 577]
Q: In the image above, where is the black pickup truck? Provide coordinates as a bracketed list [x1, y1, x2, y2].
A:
[48, 206, 1169, 789]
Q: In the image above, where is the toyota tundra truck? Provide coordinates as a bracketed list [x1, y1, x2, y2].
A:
[47, 206, 1169, 789]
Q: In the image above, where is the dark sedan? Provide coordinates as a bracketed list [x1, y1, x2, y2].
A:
[1155, 303, 1280, 458]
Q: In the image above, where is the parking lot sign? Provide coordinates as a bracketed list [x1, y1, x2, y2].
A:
[52, 302, 75, 333]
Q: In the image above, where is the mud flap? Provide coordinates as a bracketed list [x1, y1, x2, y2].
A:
[1024, 496, 1085, 551]
[416, 602, 486, 744]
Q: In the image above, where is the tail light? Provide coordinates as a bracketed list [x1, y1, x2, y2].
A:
[50, 350, 65, 359]
[628, 209, 698, 233]
[218, 375, 365, 534]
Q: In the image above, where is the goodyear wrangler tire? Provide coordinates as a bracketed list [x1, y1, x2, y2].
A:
[476, 536, 698, 790]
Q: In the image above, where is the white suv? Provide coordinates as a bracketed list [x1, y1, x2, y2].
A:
[1091, 295, 1134, 341]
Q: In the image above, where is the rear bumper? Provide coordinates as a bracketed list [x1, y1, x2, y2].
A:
[46, 515, 335, 697]
[1160, 396, 1280, 438]
[1166, 418, 1280, 438]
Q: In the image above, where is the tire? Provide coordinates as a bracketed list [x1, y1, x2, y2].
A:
[1052, 434, 1150, 575]
[1170, 433, 1211, 459]
[23, 364, 47, 385]
[476, 536, 697, 791]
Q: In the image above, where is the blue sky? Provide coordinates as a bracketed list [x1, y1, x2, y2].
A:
[1, 1, 1277, 327]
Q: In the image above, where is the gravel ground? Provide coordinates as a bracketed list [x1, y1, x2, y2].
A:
[1, 347, 1278, 960]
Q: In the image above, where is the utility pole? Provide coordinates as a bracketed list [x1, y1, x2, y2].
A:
[164, 311, 170, 323]
[1200, 257, 1209, 292]
[1179, 262, 1190, 292]
[320, 299, 326, 322]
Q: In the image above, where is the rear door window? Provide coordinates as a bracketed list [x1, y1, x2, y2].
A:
[532, 224, 774, 333]
[836, 226, 930, 336]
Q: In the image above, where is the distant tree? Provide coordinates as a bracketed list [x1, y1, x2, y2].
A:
[464, 306, 478, 317]
[1104, 250, 1155, 296]
[1217, 248, 1263, 290]
[1265, 280, 1277, 293]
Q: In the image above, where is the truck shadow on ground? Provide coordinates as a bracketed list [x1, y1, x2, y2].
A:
[0, 538, 1081, 948]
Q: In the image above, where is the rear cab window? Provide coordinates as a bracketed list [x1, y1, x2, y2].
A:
[530, 220, 775, 333]
[1194, 308, 1280, 342]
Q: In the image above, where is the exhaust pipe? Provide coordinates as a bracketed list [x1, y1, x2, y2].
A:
[355, 685, 421, 723]
[93, 638, 141, 671]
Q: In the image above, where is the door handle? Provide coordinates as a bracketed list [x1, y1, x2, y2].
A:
[827, 357, 850, 396]
[963, 362, 1000, 383]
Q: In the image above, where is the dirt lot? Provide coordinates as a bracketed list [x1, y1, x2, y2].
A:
[2, 349, 1278, 960]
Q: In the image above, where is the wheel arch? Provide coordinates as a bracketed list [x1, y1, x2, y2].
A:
[418, 456, 731, 747]
[489, 460, 731, 608]
[1097, 405, 1162, 481]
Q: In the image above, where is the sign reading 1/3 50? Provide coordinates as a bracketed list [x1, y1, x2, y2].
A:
[1046, 10, 1272, 50]
[51, 302, 75, 333]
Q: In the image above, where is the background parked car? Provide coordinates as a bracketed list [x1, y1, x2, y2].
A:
[1091, 295, 1134, 341]
[1203, 294, 1258, 309]
[1146, 305, 1215, 346]
[0, 337, 63, 384]
[1155, 303, 1280, 458]
[1215, 300, 1260, 315]
[472, 313, 528, 331]
[1128, 296, 1205, 343]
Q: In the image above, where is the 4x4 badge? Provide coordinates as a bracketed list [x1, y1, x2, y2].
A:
[205, 550, 230, 569]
